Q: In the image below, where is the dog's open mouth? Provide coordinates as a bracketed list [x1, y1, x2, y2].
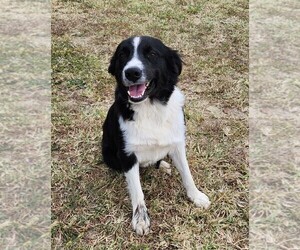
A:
[127, 82, 150, 103]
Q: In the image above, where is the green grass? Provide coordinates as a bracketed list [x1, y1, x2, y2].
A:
[52, 0, 248, 248]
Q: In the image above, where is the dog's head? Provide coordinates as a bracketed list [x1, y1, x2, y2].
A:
[108, 36, 182, 104]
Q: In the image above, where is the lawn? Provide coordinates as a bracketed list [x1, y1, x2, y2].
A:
[51, 0, 249, 249]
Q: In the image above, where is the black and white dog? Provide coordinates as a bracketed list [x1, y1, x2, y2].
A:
[102, 36, 210, 235]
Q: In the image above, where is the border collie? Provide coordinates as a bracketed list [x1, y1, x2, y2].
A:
[102, 36, 210, 235]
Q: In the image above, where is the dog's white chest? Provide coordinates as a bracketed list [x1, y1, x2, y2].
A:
[119, 88, 186, 165]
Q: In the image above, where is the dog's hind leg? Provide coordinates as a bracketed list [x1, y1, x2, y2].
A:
[125, 163, 150, 235]
[156, 160, 172, 175]
[169, 143, 211, 209]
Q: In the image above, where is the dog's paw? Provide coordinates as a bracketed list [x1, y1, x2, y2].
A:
[132, 205, 150, 235]
[159, 160, 172, 175]
[188, 189, 211, 209]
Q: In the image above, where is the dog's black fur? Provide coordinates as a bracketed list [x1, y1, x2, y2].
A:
[101, 36, 210, 235]
[102, 36, 182, 173]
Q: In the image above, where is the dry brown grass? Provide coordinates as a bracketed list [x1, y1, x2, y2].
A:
[249, 0, 300, 249]
[0, 1, 51, 249]
[51, 0, 248, 248]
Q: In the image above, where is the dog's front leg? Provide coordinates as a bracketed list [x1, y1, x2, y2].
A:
[170, 143, 211, 209]
[125, 163, 150, 235]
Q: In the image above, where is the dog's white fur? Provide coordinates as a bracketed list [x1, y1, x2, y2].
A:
[121, 88, 210, 234]
[106, 36, 210, 235]
[119, 87, 185, 166]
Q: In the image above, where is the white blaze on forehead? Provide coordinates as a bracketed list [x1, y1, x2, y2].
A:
[125, 37, 143, 69]
[122, 37, 145, 83]
[132, 36, 140, 56]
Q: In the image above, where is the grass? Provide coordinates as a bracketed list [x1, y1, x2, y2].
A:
[1, 1, 51, 248]
[249, 1, 300, 249]
[51, 0, 248, 248]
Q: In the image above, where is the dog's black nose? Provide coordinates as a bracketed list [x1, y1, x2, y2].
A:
[125, 67, 142, 82]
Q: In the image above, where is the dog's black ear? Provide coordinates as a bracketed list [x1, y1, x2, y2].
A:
[167, 49, 182, 76]
[108, 52, 117, 76]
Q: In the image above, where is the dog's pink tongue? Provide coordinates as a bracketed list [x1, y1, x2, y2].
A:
[129, 84, 146, 98]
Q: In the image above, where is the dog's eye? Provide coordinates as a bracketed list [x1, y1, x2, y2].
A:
[119, 51, 127, 58]
[147, 51, 158, 59]
[118, 49, 129, 59]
